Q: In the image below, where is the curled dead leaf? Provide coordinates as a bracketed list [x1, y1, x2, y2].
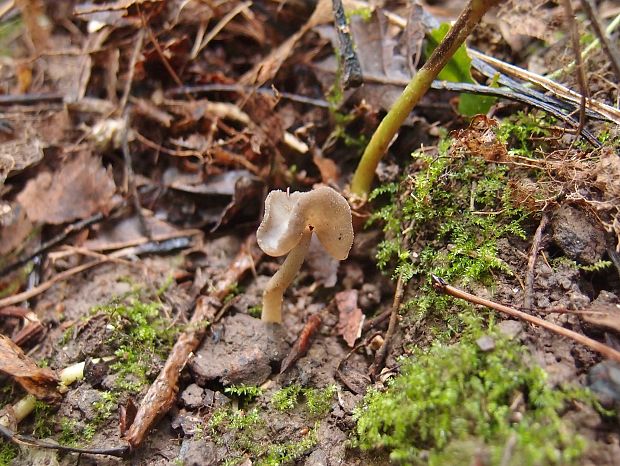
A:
[0, 334, 61, 403]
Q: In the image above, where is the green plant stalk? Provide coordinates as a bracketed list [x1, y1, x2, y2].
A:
[350, 0, 500, 197]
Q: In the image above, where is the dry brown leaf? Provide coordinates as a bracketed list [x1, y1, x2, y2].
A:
[0, 334, 61, 403]
[452, 115, 508, 161]
[312, 153, 339, 184]
[17, 151, 116, 224]
[240, 0, 332, 86]
[335, 289, 365, 347]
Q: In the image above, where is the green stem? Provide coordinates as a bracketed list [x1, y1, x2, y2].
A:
[350, 0, 500, 197]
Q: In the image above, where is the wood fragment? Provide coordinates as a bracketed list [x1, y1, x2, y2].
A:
[280, 314, 322, 374]
[122, 295, 217, 448]
[432, 276, 620, 364]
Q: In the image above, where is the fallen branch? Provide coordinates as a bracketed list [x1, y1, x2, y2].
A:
[122, 235, 262, 449]
[432, 275, 620, 364]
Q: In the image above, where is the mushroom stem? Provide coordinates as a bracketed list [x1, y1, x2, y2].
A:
[262, 227, 313, 323]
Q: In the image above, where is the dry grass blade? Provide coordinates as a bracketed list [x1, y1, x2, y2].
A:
[468, 48, 620, 125]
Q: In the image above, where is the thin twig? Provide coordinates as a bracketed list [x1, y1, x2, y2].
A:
[523, 213, 549, 311]
[546, 11, 620, 81]
[0, 210, 111, 276]
[580, 0, 620, 84]
[190, 1, 252, 59]
[0, 92, 63, 105]
[432, 276, 620, 364]
[119, 28, 144, 115]
[0, 259, 109, 308]
[369, 273, 405, 379]
[0, 424, 128, 458]
[561, 0, 589, 142]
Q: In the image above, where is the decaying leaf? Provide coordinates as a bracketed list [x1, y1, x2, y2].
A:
[306, 234, 339, 287]
[241, 0, 332, 86]
[0, 138, 44, 186]
[17, 151, 116, 224]
[0, 203, 33, 255]
[452, 115, 507, 161]
[0, 334, 61, 403]
[335, 289, 365, 347]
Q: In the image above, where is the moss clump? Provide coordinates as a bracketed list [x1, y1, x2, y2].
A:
[271, 384, 336, 417]
[369, 134, 526, 329]
[355, 315, 588, 465]
[0, 442, 18, 466]
[271, 384, 303, 411]
[224, 384, 264, 403]
[257, 424, 319, 466]
[96, 297, 177, 392]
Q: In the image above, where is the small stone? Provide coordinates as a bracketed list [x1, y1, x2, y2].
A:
[202, 389, 230, 410]
[171, 411, 203, 436]
[476, 335, 496, 352]
[190, 313, 289, 386]
[180, 383, 205, 409]
[498, 320, 523, 339]
[552, 205, 607, 265]
[588, 361, 620, 407]
[358, 283, 381, 312]
[178, 438, 220, 466]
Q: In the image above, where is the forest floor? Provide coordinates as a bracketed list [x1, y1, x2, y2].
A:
[1, 0, 620, 465]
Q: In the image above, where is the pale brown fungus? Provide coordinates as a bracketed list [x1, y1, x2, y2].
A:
[256, 186, 354, 323]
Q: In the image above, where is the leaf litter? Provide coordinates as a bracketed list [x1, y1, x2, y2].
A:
[0, 0, 619, 464]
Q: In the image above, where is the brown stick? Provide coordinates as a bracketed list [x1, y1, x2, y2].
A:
[561, 0, 589, 140]
[432, 276, 620, 364]
[369, 273, 405, 379]
[122, 236, 261, 449]
[523, 213, 548, 310]
[0, 259, 109, 308]
[580, 0, 620, 84]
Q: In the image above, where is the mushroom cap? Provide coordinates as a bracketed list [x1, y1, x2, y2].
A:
[256, 186, 354, 260]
